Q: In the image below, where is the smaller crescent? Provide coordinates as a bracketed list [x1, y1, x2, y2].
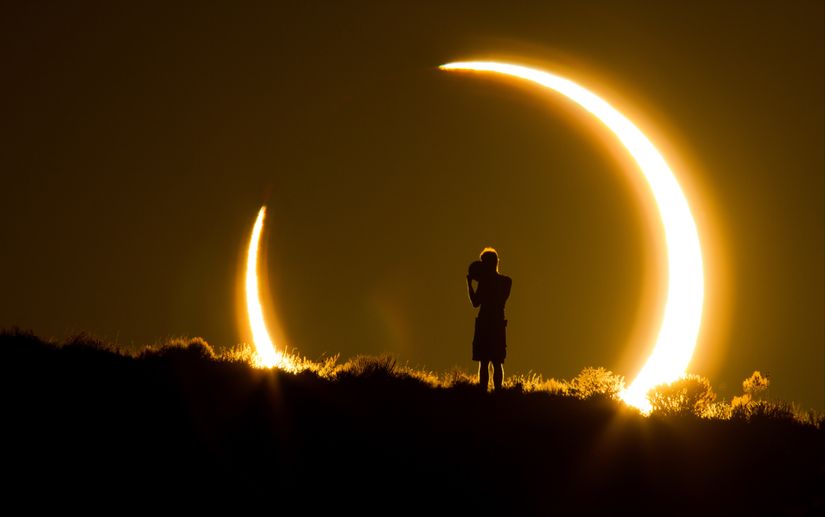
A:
[245, 206, 284, 368]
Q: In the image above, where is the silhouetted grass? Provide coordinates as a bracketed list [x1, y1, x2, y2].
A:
[1, 328, 822, 513]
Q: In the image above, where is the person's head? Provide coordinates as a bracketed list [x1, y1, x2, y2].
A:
[479, 247, 499, 274]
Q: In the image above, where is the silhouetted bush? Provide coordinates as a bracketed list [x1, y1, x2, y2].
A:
[139, 336, 216, 361]
[743, 370, 770, 397]
[505, 372, 568, 395]
[568, 366, 625, 400]
[441, 367, 477, 389]
[397, 365, 441, 387]
[732, 370, 770, 408]
[735, 399, 797, 423]
[336, 353, 397, 379]
[702, 401, 733, 420]
[63, 331, 118, 353]
[648, 374, 716, 417]
[726, 370, 814, 424]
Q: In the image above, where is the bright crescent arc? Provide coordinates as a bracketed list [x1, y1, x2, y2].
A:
[245, 206, 284, 368]
[440, 61, 705, 411]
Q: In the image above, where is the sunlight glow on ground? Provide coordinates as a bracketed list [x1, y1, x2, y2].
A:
[245, 206, 289, 369]
[441, 61, 705, 412]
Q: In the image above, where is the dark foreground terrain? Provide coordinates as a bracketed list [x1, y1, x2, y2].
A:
[1, 330, 822, 513]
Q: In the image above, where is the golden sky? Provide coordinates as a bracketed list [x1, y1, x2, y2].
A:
[1, 1, 822, 410]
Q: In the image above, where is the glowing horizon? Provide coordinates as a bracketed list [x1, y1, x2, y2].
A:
[440, 61, 705, 412]
[245, 206, 287, 368]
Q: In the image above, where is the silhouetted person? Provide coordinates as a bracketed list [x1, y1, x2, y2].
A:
[467, 248, 512, 391]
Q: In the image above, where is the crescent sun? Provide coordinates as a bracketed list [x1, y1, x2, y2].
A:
[245, 206, 288, 369]
[440, 61, 705, 411]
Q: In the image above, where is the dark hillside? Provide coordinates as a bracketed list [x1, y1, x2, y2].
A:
[1, 330, 822, 513]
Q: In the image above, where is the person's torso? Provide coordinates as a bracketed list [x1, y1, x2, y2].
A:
[477, 274, 510, 320]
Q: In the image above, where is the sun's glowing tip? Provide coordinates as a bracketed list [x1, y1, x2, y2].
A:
[440, 62, 474, 71]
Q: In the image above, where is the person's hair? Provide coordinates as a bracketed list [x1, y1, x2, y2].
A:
[479, 247, 499, 272]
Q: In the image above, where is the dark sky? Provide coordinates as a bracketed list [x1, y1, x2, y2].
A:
[2, 1, 822, 410]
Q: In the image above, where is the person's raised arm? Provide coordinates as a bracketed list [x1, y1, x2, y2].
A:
[467, 275, 481, 307]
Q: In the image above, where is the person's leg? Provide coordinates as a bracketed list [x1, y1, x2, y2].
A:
[492, 362, 503, 391]
[478, 360, 490, 391]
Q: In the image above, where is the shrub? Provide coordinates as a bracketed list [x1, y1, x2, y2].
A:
[796, 409, 825, 429]
[648, 374, 716, 417]
[139, 337, 216, 361]
[505, 372, 569, 395]
[218, 342, 258, 364]
[702, 400, 732, 420]
[337, 354, 397, 379]
[731, 399, 797, 423]
[396, 365, 440, 388]
[568, 367, 625, 400]
[442, 368, 477, 389]
[742, 370, 770, 399]
[310, 354, 341, 378]
[63, 332, 115, 352]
